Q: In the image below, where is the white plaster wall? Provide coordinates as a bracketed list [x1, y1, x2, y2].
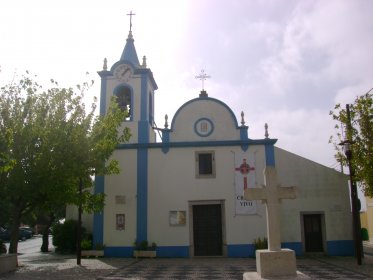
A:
[98, 143, 352, 250]
[275, 147, 352, 242]
[147, 145, 268, 247]
[65, 205, 93, 233]
[170, 100, 240, 142]
[103, 149, 137, 246]
[364, 196, 373, 243]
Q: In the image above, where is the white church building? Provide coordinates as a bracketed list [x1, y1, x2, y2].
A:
[76, 25, 354, 258]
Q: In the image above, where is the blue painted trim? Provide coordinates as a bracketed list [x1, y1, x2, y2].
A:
[157, 246, 189, 257]
[282, 242, 302, 256]
[104, 246, 189, 258]
[138, 121, 149, 143]
[117, 139, 277, 150]
[140, 75, 148, 121]
[227, 242, 302, 257]
[239, 127, 249, 151]
[265, 144, 275, 166]
[327, 240, 353, 256]
[93, 175, 104, 246]
[97, 70, 111, 78]
[170, 97, 240, 130]
[227, 244, 255, 257]
[161, 129, 170, 153]
[120, 35, 140, 66]
[113, 84, 134, 121]
[239, 126, 248, 140]
[136, 68, 158, 90]
[136, 148, 148, 242]
[104, 246, 134, 257]
[98, 72, 108, 116]
[194, 117, 214, 137]
[104, 242, 353, 258]
[149, 92, 153, 125]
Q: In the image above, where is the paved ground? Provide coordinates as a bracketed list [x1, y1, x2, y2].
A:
[1, 240, 373, 279]
[1, 253, 373, 280]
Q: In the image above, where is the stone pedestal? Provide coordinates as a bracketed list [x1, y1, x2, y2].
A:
[0, 254, 17, 274]
[257, 249, 296, 277]
[243, 271, 311, 280]
[243, 249, 310, 280]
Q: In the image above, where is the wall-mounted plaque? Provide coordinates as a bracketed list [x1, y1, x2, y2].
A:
[115, 195, 126, 204]
[169, 211, 186, 226]
[116, 214, 125, 230]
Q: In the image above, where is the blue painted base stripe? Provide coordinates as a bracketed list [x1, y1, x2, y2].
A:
[327, 240, 354, 256]
[105, 247, 134, 257]
[103, 241, 354, 258]
[282, 242, 303, 256]
[227, 243, 302, 257]
[157, 246, 189, 258]
[104, 246, 189, 258]
[227, 244, 255, 257]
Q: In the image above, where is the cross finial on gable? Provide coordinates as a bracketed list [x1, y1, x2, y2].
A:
[195, 69, 211, 92]
[127, 10, 136, 32]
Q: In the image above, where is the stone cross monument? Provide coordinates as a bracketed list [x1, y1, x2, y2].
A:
[243, 166, 303, 279]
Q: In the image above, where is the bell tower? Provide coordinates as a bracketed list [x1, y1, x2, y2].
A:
[98, 12, 158, 144]
[94, 12, 158, 246]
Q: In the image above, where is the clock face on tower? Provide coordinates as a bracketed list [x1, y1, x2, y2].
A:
[114, 64, 132, 82]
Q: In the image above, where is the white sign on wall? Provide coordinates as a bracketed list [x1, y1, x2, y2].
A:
[234, 152, 257, 215]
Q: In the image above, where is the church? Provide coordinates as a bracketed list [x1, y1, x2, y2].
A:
[74, 20, 354, 258]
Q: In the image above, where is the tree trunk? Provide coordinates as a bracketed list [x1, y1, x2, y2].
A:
[8, 208, 22, 254]
[40, 230, 49, 252]
[41, 213, 55, 252]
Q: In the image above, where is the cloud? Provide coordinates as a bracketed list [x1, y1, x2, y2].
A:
[1, 0, 372, 168]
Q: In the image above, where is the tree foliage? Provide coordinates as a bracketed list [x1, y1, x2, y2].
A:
[52, 220, 84, 253]
[329, 91, 373, 197]
[0, 72, 130, 253]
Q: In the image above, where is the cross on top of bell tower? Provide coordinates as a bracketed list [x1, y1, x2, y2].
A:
[127, 10, 136, 32]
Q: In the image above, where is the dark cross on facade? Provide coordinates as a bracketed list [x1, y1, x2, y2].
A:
[195, 69, 211, 91]
[235, 159, 255, 190]
[127, 10, 136, 32]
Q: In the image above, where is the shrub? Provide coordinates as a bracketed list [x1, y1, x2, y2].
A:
[94, 243, 105, 250]
[0, 239, 6, 254]
[52, 220, 85, 254]
[81, 239, 92, 250]
[361, 228, 369, 241]
[253, 237, 268, 250]
[134, 240, 157, 250]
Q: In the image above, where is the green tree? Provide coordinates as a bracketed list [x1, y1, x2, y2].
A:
[330, 90, 373, 197]
[0, 72, 130, 254]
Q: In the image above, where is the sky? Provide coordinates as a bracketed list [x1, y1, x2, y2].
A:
[1, 0, 372, 171]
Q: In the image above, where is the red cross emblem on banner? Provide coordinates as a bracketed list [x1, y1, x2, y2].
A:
[235, 159, 255, 190]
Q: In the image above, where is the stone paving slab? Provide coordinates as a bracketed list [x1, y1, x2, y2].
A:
[1, 253, 372, 280]
[98, 257, 373, 280]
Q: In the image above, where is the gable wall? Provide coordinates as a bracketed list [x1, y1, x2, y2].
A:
[275, 147, 352, 243]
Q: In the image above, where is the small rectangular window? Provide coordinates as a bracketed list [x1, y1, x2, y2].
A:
[195, 151, 215, 178]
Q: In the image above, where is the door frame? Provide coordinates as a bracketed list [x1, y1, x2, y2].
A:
[300, 211, 326, 254]
[189, 200, 226, 257]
